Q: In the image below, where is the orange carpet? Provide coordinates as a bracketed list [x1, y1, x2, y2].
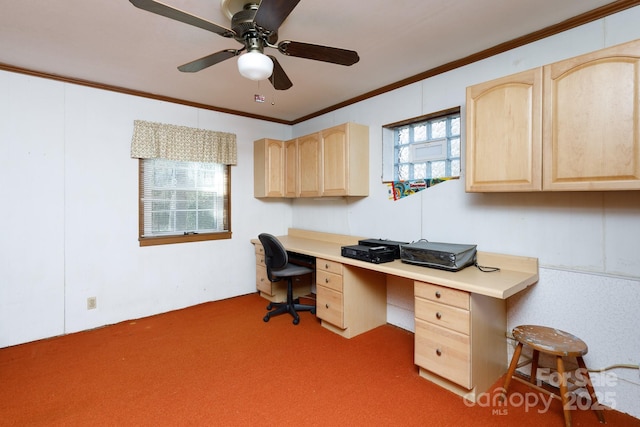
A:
[1, 293, 638, 426]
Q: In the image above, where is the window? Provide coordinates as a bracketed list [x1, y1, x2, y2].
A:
[130, 120, 236, 246]
[138, 159, 231, 246]
[383, 107, 461, 182]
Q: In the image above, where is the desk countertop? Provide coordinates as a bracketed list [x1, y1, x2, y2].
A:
[253, 229, 539, 299]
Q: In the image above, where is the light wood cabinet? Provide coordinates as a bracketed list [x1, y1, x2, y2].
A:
[321, 123, 370, 196]
[466, 68, 543, 192]
[315, 258, 386, 339]
[253, 122, 369, 198]
[414, 281, 506, 401]
[543, 40, 640, 190]
[297, 132, 322, 197]
[466, 39, 640, 192]
[284, 139, 298, 197]
[253, 243, 311, 302]
[253, 138, 285, 198]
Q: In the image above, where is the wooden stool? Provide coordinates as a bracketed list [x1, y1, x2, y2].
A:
[502, 325, 605, 427]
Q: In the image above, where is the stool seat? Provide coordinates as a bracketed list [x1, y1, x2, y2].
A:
[503, 324, 605, 427]
[513, 325, 587, 357]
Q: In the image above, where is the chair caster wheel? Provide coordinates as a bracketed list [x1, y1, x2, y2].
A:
[263, 315, 270, 322]
[266, 303, 273, 310]
[311, 308, 316, 315]
[293, 317, 300, 325]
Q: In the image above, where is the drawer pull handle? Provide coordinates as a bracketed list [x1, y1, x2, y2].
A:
[325, 278, 329, 283]
[325, 263, 329, 269]
[435, 312, 442, 320]
[436, 349, 442, 356]
[325, 303, 330, 309]
[435, 291, 441, 299]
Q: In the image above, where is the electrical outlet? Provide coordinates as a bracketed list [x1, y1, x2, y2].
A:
[87, 297, 97, 310]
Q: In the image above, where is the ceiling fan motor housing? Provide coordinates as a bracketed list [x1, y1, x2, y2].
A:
[231, 3, 277, 49]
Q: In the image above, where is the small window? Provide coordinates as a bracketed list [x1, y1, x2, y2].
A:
[382, 107, 461, 182]
[138, 159, 231, 246]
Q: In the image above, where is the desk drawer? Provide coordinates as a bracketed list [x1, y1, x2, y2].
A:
[415, 319, 471, 388]
[255, 245, 265, 266]
[415, 298, 470, 335]
[316, 285, 344, 328]
[415, 281, 469, 310]
[317, 258, 343, 275]
[316, 270, 343, 292]
[256, 265, 270, 294]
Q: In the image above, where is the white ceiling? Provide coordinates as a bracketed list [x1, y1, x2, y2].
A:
[0, 0, 626, 123]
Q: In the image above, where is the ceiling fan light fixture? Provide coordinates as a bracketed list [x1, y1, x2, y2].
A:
[237, 51, 273, 81]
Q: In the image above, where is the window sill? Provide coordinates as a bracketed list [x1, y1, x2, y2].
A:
[139, 231, 232, 246]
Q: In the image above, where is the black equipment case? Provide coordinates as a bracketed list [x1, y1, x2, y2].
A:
[357, 238, 409, 259]
[341, 244, 396, 264]
[400, 240, 477, 271]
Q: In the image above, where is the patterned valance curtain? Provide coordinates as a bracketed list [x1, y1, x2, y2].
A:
[130, 120, 237, 165]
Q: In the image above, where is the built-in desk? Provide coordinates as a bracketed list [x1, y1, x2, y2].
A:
[251, 228, 539, 402]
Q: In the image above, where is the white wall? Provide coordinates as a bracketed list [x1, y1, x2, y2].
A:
[290, 6, 640, 418]
[0, 71, 293, 347]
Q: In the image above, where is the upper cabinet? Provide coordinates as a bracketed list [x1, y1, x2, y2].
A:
[543, 40, 640, 191]
[297, 132, 322, 197]
[321, 123, 370, 197]
[284, 139, 298, 198]
[254, 122, 370, 198]
[466, 39, 640, 192]
[254, 138, 284, 198]
[466, 68, 543, 192]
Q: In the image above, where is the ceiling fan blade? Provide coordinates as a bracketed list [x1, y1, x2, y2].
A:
[268, 56, 293, 90]
[178, 49, 239, 72]
[277, 41, 359, 66]
[254, 0, 301, 32]
[129, 0, 234, 37]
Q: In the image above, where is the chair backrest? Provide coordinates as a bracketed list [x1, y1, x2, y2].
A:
[258, 233, 288, 272]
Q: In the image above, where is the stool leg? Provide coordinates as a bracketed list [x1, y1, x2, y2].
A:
[576, 356, 605, 424]
[556, 356, 572, 427]
[530, 349, 539, 385]
[501, 342, 523, 401]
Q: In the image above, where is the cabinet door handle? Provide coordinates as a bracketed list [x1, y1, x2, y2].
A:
[435, 312, 442, 320]
[325, 303, 330, 309]
[436, 349, 442, 356]
[325, 278, 329, 283]
[435, 291, 441, 299]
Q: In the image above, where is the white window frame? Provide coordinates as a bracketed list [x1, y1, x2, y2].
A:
[138, 159, 231, 246]
[382, 107, 461, 182]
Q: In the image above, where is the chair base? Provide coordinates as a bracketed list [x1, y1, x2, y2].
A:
[263, 299, 316, 325]
[263, 277, 315, 325]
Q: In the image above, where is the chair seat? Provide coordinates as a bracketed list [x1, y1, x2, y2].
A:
[513, 325, 587, 357]
[271, 263, 313, 278]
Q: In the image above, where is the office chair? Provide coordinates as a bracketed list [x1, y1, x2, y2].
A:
[258, 233, 316, 325]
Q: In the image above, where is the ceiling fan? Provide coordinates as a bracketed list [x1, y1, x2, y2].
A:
[129, 0, 360, 90]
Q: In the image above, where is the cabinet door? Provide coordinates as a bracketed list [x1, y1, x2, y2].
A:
[297, 133, 322, 197]
[466, 68, 543, 192]
[543, 40, 640, 190]
[321, 123, 370, 196]
[284, 139, 298, 197]
[322, 125, 349, 196]
[253, 139, 284, 197]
